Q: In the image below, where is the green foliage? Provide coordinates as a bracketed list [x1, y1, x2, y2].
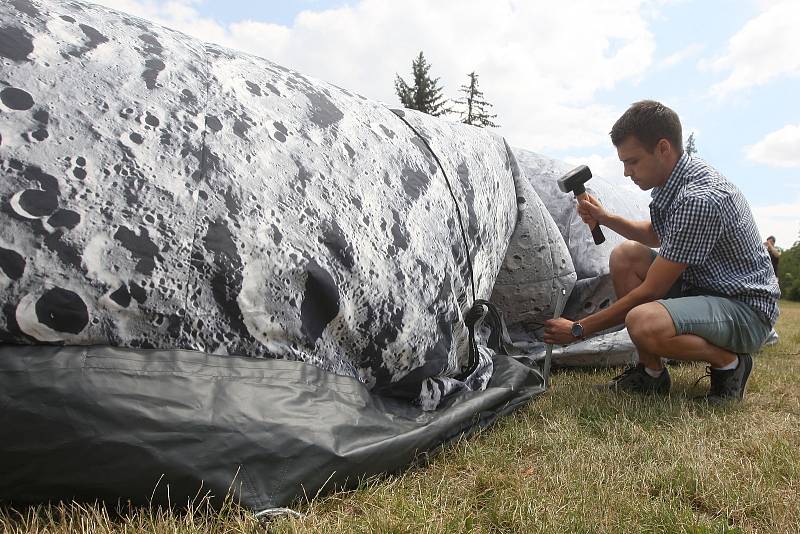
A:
[394, 51, 448, 116]
[685, 132, 697, 156]
[455, 71, 499, 128]
[778, 240, 800, 301]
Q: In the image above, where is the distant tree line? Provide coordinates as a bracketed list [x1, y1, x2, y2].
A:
[394, 51, 499, 128]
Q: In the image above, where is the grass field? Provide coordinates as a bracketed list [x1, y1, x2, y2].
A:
[3, 301, 799, 533]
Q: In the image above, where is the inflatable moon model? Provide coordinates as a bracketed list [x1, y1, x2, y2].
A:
[0, 0, 649, 511]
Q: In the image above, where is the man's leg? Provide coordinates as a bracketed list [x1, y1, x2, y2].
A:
[625, 302, 737, 369]
[625, 297, 767, 401]
[602, 241, 675, 394]
[609, 240, 654, 299]
[605, 301, 737, 396]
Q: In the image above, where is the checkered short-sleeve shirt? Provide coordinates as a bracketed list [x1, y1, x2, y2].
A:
[650, 153, 780, 326]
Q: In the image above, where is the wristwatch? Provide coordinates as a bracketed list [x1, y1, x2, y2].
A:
[571, 321, 585, 339]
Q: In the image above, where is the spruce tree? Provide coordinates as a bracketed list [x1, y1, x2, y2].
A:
[455, 71, 498, 128]
[685, 132, 697, 156]
[394, 52, 448, 116]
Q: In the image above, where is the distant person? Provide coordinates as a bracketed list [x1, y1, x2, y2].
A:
[764, 236, 781, 276]
[544, 100, 780, 403]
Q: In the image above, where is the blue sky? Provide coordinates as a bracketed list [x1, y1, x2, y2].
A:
[577, 0, 800, 245]
[189, 0, 325, 27]
[98, 0, 800, 247]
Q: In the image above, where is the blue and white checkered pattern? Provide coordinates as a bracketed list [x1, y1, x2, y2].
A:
[651, 153, 780, 326]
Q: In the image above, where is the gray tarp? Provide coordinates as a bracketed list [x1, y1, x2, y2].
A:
[0, 344, 544, 511]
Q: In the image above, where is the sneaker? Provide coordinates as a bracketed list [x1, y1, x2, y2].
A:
[604, 364, 671, 394]
[698, 353, 753, 404]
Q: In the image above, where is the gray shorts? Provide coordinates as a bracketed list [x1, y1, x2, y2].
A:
[649, 250, 771, 354]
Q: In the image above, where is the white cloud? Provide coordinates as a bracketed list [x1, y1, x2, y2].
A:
[91, 0, 231, 43]
[708, 0, 800, 97]
[563, 152, 625, 181]
[752, 198, 800, 249]
[745, 124, 800, 168]
[661, 43, 703, 68]
[91, 0, 657, 152]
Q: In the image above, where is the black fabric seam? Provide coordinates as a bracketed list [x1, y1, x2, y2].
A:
[389, 110, 477, 303]
[179, 45, 213, 327]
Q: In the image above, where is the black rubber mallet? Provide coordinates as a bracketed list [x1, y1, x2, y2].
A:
[557, 165, 606, 245]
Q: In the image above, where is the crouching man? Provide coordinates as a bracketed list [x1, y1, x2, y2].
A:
[544, 100, 780, 403]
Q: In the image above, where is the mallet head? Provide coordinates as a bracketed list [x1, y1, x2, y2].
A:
[557, 165, 592, 197]
[556, 164, 606, 245]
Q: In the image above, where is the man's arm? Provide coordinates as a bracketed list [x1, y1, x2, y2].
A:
[543, 256, 687, 344]
[579, 256, 686, 335]
[601, 213, 660, 248]
[578, 195, 660, 247]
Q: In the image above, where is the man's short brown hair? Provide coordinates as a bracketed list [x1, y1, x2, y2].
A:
[610, 100, 683, 154]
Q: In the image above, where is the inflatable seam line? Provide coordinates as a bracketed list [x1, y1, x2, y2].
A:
[389, 111, 477, 303]
[179, 47, 213, 327]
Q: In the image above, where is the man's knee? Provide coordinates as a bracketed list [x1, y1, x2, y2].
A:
[609, 240, 651, 275]
[626, 302, 675, 349]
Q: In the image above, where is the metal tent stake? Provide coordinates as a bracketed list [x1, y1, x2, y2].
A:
[543, 286, 568, 389]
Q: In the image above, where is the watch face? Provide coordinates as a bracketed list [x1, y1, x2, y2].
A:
[571, 322, 583, 338]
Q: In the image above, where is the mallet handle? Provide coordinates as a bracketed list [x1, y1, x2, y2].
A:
[575, 191, 606, 245]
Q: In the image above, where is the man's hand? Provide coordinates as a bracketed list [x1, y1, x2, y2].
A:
[577, 196, 660, 247]
[577, 194, 607, 227]
[543, 317, 576, 345]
